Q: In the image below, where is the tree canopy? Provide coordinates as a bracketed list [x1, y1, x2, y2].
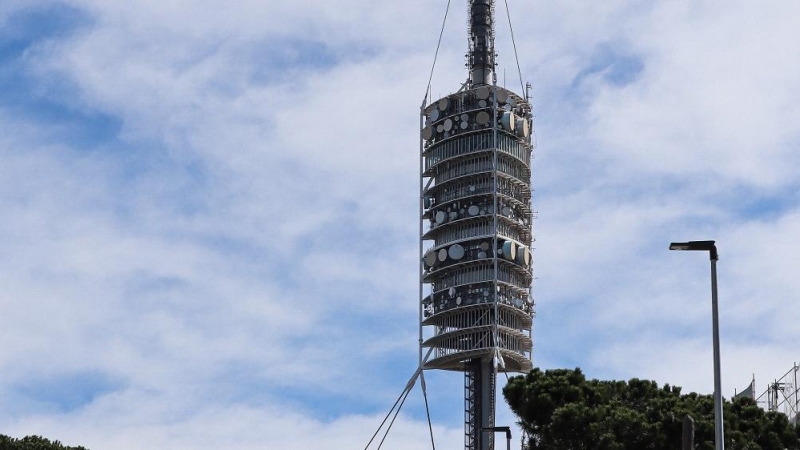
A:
[0, 435, 88, 450]
[503, 368, 800, 450]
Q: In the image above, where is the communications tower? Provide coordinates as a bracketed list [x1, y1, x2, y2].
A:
[419, 1, 534, 449]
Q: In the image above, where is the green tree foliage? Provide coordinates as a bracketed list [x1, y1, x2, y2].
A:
[0, 435, 88, 450]
[503, 368, 800, 450]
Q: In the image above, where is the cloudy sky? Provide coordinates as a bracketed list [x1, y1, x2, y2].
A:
[2, 1, 800, 449]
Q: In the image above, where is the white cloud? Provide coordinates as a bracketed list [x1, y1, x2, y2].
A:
[3, 0, 800, 448]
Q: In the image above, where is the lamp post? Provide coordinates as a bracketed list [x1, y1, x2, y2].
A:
[669, 240, 724, 450]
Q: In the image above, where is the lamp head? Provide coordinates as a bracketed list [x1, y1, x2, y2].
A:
[669, 240, 718, 260]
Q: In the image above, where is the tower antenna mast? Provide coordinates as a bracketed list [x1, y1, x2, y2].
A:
[419, 2, 534, 449]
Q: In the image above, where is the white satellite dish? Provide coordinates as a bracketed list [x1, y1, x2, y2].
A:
[444, 119, 453, 132]
[430, 109, 440, 121]
[516, 118, 530, 138]
[449, 244, 465, 260]
[438, 248, 448, 262]
[422, 126, 433, 140]
[502, 241, 517, 261]
[501, 111, 516, 132]
[476, 86, 490, 100]
[515, 246, 527, 265]
[424, 251, 437, 267]
[438, 97, 450, 111]
[476, 111, 490, 125]
[496, 89, 509, 103]
[435, 210, 447, 224]
[468, 205, 479, 216]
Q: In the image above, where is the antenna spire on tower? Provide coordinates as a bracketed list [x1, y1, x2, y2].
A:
[468, 0, 495, 87]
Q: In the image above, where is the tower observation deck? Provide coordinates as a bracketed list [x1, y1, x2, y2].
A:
[419, 2, 534, 449]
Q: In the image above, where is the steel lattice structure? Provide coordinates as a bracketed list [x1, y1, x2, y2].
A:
[419, 2, 534, 449]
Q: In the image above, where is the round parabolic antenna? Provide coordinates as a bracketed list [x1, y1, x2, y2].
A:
[438, 248, 448, 262]
[480, 241, 490, 251]
[424, 251, 437, 267]
[515, 246, 526, 264]
[478, 251, 486, 258]
[524, 247, 531, 265]
[460, 113, 469, 121]
[436, 124, 444, 132]
[460, 121, 468, 130]
[429, 108, 440, 122]
[448, 287, 456, 297]
[456, 297, 462, 305]
[496, 89, 509, 103]
[443, 119, 453, 131]
[449, 211, 458, 221]
[478, 100, 487, 108]
[435, 210, 447, 224]
[501, 111, 516, 132]
[502, 241, 517, 260]
[438, 97, 450, 111]
[448, 244, 465, 260]
[476, 86, 490, 99]
[422, 126, 433, 140]
[517, 118, 529, 138]
[476, 111, 490, 125]
[468, 205, 479, 216]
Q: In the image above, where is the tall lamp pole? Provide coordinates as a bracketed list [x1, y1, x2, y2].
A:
[669, 240, 724, 450]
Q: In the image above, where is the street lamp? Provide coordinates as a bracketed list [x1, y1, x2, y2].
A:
[669, 240, 724, 450]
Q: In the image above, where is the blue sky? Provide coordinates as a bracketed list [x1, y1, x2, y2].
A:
[2, 1, 800, 449]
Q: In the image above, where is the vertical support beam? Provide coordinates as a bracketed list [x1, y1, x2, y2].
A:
[480, 360, 496, 450]
[465, 359, 478, 450]
[465, 359, 495, 450]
